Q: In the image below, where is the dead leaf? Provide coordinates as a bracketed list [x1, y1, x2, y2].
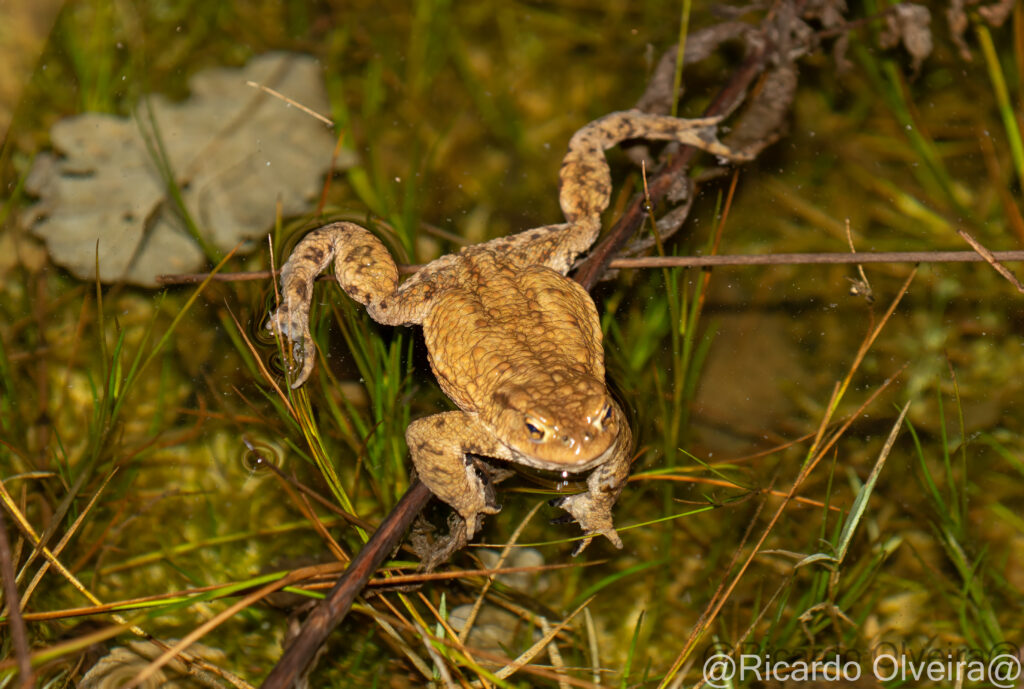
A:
[950, 0, 1016, 60]
[22, 52, 354, 286]
[880, 3, 933, 75]
[977, 0, 1017, 26]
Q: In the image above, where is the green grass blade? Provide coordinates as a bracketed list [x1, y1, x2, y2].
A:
[834, 402, 909, 565]
[620, 609, 645, 689]
[976, 22, 1024, 184]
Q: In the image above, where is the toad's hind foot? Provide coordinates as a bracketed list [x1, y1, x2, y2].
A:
[266, 303, 317, 389]
[555, 110, 750, 263]
[268, 221, 403, 387]
[411, 511, 473, 572]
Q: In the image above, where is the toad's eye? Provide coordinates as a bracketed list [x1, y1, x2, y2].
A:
[601, 404, 613, 424]
[525, 420, 545, 441]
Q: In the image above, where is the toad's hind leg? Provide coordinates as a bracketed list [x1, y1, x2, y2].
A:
[554, 110, 749, 264]
[268, 221, 431, 387]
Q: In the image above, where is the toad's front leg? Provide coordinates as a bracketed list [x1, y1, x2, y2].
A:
[550, 402, 632, 555]
[405, 411, 514, 541]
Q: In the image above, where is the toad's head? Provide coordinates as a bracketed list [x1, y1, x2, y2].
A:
[489, 373, 620, 471]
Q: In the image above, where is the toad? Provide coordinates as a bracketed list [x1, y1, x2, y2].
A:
[268, 110, 741, 555]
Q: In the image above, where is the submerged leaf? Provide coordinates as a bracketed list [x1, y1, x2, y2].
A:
[22, 52, 354, 286]
[880, 3, 933, 75]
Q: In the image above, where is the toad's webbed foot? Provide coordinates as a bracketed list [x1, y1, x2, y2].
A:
[266, 302, 318, 389]
[410, 460, 513, 570]
[549, 492, 624, 556]
[410, 511, 475, 572]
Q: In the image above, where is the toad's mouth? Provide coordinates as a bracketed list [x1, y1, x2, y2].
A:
[505, 434, 618, 473]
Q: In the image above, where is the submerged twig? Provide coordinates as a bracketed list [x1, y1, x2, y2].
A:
[244, 80, 334, 126]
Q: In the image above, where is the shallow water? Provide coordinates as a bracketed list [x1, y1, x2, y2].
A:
[2, 1, 1022, 686]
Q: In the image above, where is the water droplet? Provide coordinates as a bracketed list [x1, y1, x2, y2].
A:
[241, 438, 279, 473]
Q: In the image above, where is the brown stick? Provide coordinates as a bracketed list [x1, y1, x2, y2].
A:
[259, 481, 432, 689]
[609, 249, 1024, 268]
[957, 229, 1024, 293]
[0, 511, 34, 687]
[156, 249, 1024, 286]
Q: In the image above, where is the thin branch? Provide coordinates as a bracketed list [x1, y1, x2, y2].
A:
[0, 510, 33, 687]
[957, 229, 1024, 293]
[156, 249, 1024, 285]
[608, 249, 1024, 267]
[259, 481, 432, 689]
[244, 80, 334, 127]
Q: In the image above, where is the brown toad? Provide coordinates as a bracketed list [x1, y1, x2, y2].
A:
[268, 110, 741, 555]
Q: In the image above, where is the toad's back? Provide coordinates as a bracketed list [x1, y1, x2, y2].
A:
[422, 249, 605, 414]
